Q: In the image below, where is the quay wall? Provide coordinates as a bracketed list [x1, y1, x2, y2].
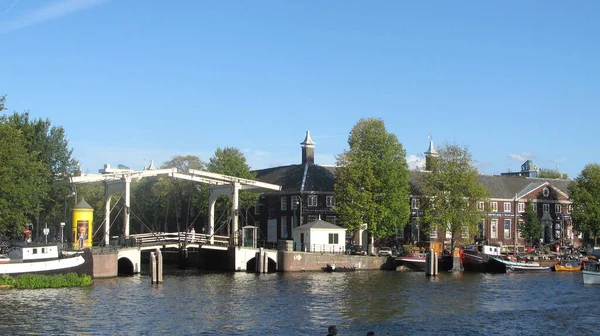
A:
[92, 252, 118, 278]
[280, 251, 393, 271]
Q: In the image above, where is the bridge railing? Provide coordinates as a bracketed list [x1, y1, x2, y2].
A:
[129, 232, 230, 247]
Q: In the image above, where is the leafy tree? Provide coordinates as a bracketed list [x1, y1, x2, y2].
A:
[538, 168, 567, 179]
[519, 200, 543, 245]
[334, 118, 411, 245]
[0, 123, 46, 236]
[420, 143, 489, 251]
[569, 163, 600, 245]
[0, 95, 5, 111]
[206, 147, 259, 232]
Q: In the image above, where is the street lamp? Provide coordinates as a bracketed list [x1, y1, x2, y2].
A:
[60, 222, 65, 247]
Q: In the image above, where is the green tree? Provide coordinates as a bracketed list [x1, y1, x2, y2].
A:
[420, 143, 489, 251]
[0, 123, 46, 236]
[569, 163, 600, 246]
[334, 118, 411, 247]
[519, 200, 543, 245]
[207, 147, 259, 228]
[538, 168, 568, 179]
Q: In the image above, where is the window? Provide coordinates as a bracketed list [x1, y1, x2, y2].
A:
[543, 204, 549, 213]
[567, 204, 573, 213]
[533, 203, 537, 212]
[555, 204, 561, 214]
[308, 195, 318, 207]
[490, 202, 498, 212]
[291, 196, 300, 210]
[504, 219, 511, 239]
[504, 202, 511, 212]
[477, 201, 484, 211]
[462, 227, 469, 239]
[491, 219, 498, 239]
[280, 217, 287, 238]
[328, 233, 339, 244]
[518, 221, 523, 238]
[42, 248, 47, 254]
[446, 230, 452, 239]
[518, 202, 525, 213]
[411, 198, 420, 209]
[254, 203, 260, 215]
[307, 215, 318, 223]
[430, 225, 438, 239]
[326, 195, 335, 207]
[478, 220, 485, 237]
[32, 248, 38, 254]
[280, 197, 287, 211]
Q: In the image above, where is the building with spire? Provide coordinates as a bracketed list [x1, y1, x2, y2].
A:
[424, 135, 439, 171]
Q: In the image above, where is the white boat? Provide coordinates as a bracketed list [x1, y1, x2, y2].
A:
[0, 243, 92, 276]
[582, 262, 600, 285]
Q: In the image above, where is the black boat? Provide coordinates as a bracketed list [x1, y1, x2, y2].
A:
[397, 253, 454, 272]
[461, 244, 504, 273]
[325, 264, 356, 272]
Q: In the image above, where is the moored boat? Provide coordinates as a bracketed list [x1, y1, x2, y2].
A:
[461, 244, 502, 273]
[553, 259, 582, 272]
[582, 262, 600, 285]
[488, 257, 551, 273]
[325, 264, 356, 272]
[0, 243, 92, 276]
[396, 253, 454, 272]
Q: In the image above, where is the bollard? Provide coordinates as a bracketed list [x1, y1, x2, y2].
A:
[255, 249, 262, 274]
[150, 252, 157, 284]
[426, 249, 438, 277]
[156, 248, 163, 284]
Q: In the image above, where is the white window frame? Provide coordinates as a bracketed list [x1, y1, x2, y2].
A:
[491, 219, 498, 239]
[411, 198, 420, 209]
[543, 204, 549, 213]
[308, 195, 318, 207]
[567, 204, 573, 213]
[555, 204, 561, 214]
[504, 202, 511, 213]
[462, 227, 469, 239]
[328, 233, 339, 244]
[445, 230, 452, 239]
[291, 196, 300, 210]
[518, 202, 525, 213]
[491, 202, 498, 212]
[280, 197, 287, 211]
[326, 195, 335, 207]
[477, 201, 484, 211]
[429, 225, 438, 239]
[326, 216, 336, 225]
[280, 216, 287, 238]
[307, 215, 318, 223]
[504, 219, 511, 239]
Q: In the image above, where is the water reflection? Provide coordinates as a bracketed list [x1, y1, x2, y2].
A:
[0, 270, 599, 335]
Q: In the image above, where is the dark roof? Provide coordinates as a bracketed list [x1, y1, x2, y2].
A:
[253, 164, 335, 193]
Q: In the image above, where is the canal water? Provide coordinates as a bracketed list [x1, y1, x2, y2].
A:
[1, 268, 599, 335]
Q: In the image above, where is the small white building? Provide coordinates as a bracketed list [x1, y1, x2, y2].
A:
[293, 218, 346, 253]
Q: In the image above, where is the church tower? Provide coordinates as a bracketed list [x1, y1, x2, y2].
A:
[301, 130, 316, 165]
[424, 134, 439, 171]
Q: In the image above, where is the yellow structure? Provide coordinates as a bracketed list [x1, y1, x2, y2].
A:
[72, 198, 93, 249]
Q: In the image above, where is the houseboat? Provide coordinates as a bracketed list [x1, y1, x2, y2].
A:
[0, 243, 92, 276]
[461, 244, 503, 273]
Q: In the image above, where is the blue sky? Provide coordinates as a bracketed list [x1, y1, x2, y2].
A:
[1, 1, 598, 178]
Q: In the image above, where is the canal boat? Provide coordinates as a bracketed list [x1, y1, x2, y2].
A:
[0, 243, 92, 276]
[325, 264, 356, 272]
[553, 259, 582, 272]
[461, 244, 502, 273]
[582, 262, 600, 285]
[488, 257, 552, 273]
[397, 253, 453, 272]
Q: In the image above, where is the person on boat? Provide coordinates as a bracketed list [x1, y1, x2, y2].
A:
[327, 325, 338, 335]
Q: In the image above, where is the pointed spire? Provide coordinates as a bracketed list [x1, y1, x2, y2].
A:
[300, 130, 316, 148]
[147, 160, 156, 170]
[424, 133, 438, 157]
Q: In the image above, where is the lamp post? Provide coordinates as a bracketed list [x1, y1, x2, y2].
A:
[60, 222, 65, 246]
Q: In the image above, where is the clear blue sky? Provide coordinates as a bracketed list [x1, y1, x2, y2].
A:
[2, 1, 598, 178]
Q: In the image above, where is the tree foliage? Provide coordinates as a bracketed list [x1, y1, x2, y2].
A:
[420, 143, 489, 250]
[569, 163, 600, 244]
[519, 200, 543, 244]
[334, 118, 411, 238]
[207, 147, 259, 228]
[538, 169, 568, 180]
[0, 123, 46, 236]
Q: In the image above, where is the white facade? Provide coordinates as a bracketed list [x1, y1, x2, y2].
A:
[293, 219, 346, 253]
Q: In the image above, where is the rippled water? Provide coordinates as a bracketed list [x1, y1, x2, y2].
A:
[1, 269, 599, 335]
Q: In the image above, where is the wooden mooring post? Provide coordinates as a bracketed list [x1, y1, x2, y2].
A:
[151, 248, 163, 284]
[255, 247, 268, 273]
[425, 249, 438, 277]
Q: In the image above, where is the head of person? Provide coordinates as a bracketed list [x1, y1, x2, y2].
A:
[367, 332, 374, 336]
[328, 325, 338, 335]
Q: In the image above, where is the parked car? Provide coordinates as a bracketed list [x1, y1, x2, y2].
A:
[377, 247, 392, 257]
[347, 245, 367, 255]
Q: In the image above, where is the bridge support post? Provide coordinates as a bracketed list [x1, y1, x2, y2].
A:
[426, 249, 438, 277]
[150, 248, 163, 284]
[123, 177, 131, 237]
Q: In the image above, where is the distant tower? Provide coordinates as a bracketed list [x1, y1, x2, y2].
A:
[424, 133, 439, 171]
[301, 130, 316, 165]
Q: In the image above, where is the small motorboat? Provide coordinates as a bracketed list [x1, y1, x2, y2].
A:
[325, 264, 356, 272]
[582, 262, 600, 285]
[553, 259, 582, 272]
